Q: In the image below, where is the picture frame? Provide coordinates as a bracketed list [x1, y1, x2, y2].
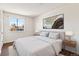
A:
[43, 14, 64, 29]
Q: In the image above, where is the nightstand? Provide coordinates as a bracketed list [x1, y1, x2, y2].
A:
[63, 39, 77, 56]
[63, 39, 76, 48]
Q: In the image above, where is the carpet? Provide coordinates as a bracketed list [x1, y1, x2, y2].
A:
[1, 47, 9, 56]
[1, 46, 64, 56]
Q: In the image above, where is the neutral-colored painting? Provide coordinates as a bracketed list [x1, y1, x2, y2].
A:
[43, 14, 64, 29]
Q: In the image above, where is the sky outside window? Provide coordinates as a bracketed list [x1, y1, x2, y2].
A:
[10, 17, 24, 26]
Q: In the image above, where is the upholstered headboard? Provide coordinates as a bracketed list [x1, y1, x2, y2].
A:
[40, 30, 65, 40]
[34, 30, 65, 40]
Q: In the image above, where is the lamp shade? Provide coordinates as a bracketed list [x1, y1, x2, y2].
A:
[65, 31, 73, 36]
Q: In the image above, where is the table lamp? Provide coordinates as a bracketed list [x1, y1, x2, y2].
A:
[65, 31, 73, 40]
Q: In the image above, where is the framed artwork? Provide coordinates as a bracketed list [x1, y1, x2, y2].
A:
[43, 14, 64, 29]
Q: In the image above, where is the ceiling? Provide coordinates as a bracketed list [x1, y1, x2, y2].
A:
[0, 3, 66, 17]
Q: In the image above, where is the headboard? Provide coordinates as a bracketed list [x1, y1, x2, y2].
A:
[40, 30, 65, 40]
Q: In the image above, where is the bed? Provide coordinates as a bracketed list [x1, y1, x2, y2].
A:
[14, 35, 63, 56]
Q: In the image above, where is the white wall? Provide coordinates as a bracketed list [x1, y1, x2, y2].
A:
[34, 4, 79, 54]
[35, 4, 79, 34]
[3, 12, 35, 43]
[34, 8, 63, 32]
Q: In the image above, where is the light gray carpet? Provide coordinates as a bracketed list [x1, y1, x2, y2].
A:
[1, 46, 64, 56]
[8, 46, 17, 56]
[1, 46, 17, 56]
[1, 47, 9, 56]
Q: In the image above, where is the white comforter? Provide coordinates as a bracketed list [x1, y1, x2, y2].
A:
[14, 36, 62, 56]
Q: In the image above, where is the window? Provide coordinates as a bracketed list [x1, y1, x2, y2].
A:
[10, 17, 24, 31]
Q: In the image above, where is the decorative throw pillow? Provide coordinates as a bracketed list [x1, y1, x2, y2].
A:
[39, 32, 49, 37]
[49, 32, 60, 39]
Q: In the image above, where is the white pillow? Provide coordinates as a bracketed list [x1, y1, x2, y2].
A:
[39, 32, 48, 37]
[49, 32, 59, 39]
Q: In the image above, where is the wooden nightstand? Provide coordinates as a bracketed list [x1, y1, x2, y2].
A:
[62, 39, 77, 56]
[63, 39, 76, 48]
